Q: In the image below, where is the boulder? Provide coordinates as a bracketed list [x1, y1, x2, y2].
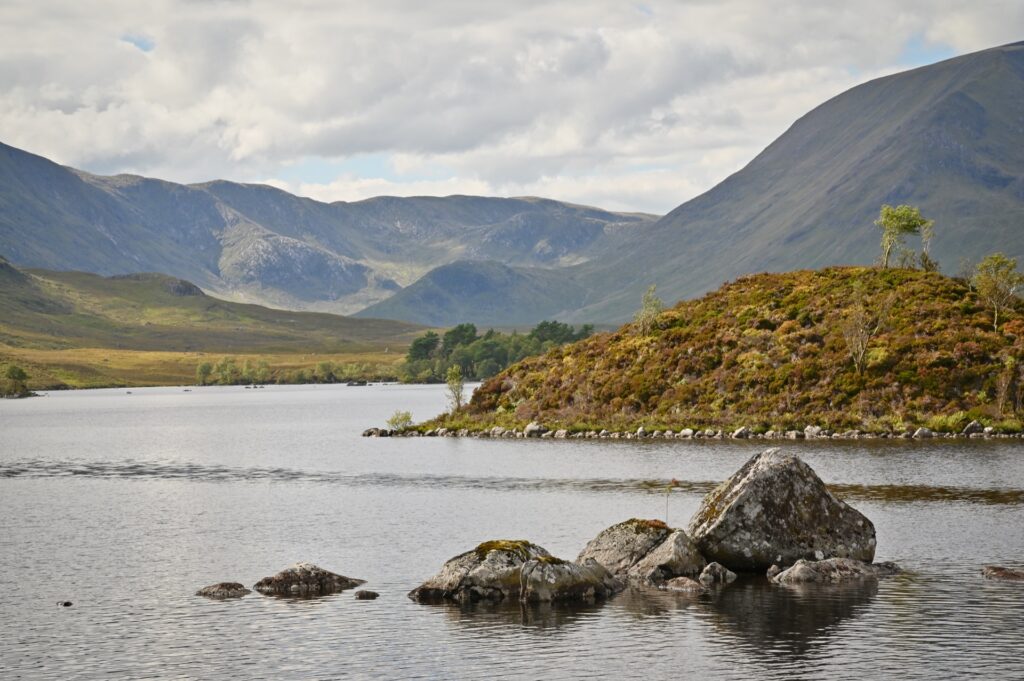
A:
[520, 557, 622, 602]
[253, 562, 366, 596]
[679, 428, 695, 438]
[732, 426, 752, 439]
[355, 590, 380, 600]
[766, 564, 782, 580]
[627, 529, 706, 583]
[490, 426, 506, 438]
[698, 562, 737, 585]
[772, 557, 901, 584]
[196, 582, 251, 599]
[636, 426, 648, 437]
[982, 566, 1024, 581]
[576, 519, 672, 576]
[524, 422, 547, 438]
[687, 448, 876, 571]
[912, 427, 934, 439]
[662, 576, 704, 592]
[554, 429, 569, 439]
[408, 540, 550, 603]
[962, 420, 984, 435]
[804, 425, 822, 438]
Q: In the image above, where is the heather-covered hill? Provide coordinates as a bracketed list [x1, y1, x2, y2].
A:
[458, 267, 1024, 433]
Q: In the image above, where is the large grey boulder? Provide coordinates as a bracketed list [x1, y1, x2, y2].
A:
[253, 562, 366, 596]
[524, 422, 547, 438]
[408, 540, 550, 603]
[520, 557, 622, 602]
[196, 582, 251, 599]
[576, 519, 672, 576]
[627, 529, 706, 583]
[772, 557, 901, 584]
[698, 562, 737, 585]
[688, 448, 876, 571]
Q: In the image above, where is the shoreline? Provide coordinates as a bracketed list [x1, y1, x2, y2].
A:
[365, 423, 1024, 440]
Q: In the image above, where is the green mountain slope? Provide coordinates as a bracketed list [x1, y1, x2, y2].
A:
[0, 257, 424, 353]
[354, 259, 595, 326]
[455, 267, 1024, 433]
[567, 40, 1024, 322]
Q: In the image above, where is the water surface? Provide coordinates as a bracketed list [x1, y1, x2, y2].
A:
[2, 384, 1023, 679]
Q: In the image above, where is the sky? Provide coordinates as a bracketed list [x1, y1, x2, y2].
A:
[1, 1, 1021, 214]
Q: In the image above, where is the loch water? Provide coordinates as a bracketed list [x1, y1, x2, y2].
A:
[2, 384, 1023, 680]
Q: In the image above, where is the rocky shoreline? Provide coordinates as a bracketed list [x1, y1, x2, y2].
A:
[363, 419, 1022, 440]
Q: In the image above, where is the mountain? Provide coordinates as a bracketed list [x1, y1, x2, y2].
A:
[447, 267, 1024, 434]
[0, 256, 423, 353]
[354, 260, 595, 326]
[563, 40, 1024, 322]
[0, 142, 657, 314]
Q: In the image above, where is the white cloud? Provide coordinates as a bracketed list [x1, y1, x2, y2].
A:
[0, 0, 1020, 213]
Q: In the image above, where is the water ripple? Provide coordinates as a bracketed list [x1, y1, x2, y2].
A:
[2, 459, 1022, 505]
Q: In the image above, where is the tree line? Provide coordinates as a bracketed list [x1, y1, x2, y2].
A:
[400, 320, 594, 383]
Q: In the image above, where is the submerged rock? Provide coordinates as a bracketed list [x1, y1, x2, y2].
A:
[355, 590, 380, 600]
[408, 540, 550, 603]
[698, 562, 737, 585]
[520, 557, 622, 603]
[196, 582, 251, 599]
[982, 566, 1024, 582]
[576, 518, 672, 576]
[688, 448, 876, 572]
[253, 562, 365, 597]
[772, 557, 901, 584]
[628, 529, 707, 583]
[662, 576, 704, 592]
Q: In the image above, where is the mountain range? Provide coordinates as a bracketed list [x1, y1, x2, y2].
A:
[1, 41, 1022, 326]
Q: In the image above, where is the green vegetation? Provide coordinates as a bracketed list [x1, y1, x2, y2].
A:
[399, 320, 593, 383]
[386, 410, 414, 431]
[875, 204, 934, 269]
[972, 253, 1024, 331]
[1, 363, 31, 397]
[446, 365, 465, 412]
[448, 267, 1024, 434]
[633, 285, 664, 336]
[0, 258, 424, 389]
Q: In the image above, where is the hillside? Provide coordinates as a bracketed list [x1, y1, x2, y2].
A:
[564, 40, 1024, 322]
[0, 141, 656, 315]
[453, 267, 1024, 433]
[355, 260, 594, 327]
[0, 256, 425, 388]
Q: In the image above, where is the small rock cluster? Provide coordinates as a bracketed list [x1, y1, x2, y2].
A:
[196, 562, 366, 600]
[365, 419, 1022, 440]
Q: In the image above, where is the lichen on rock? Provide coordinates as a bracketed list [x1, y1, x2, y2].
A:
[688, 448, 876, 571]
[253, 562, 366, 597]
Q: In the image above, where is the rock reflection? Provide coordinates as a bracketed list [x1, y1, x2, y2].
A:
[429, 598, 605, 632]
[695, 576, 878, 659]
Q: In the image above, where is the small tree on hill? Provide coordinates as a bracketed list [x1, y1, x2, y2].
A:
[634, 285, 664, 335]
[875, 204, 934, 269]
[446, 364, 465, 412]
[841, 292, 894, 375]
[972, 253, 1024, 331]
[196, 361, 213, 385]
[386, 409, 414, 431]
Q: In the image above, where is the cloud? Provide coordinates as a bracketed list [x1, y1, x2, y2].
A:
[0, 0, 1020, 213]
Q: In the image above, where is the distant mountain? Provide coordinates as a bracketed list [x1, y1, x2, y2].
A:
[563, 40, 1024, 321]
[355, 260, 592, 327]
[0, 143, 656, 314]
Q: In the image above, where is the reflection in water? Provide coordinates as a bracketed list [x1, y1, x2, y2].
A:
[428, 598, 605, 632]
[695, 577, 878, 660]
[3, 458, 1022, 505]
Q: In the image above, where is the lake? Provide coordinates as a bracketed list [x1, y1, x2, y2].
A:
[2, 383, 1023, 679]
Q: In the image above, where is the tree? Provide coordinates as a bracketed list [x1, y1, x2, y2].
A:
[196, 362, 213, 385]
[841, 292, 894, 374]
[446, 364, 465, 412]
[5, 365, 28, 382]
[972, 253, 1024, 331]
[386, 410, 414, 431]
[874, 204, 934, 269]
[634, 285, 664, 335]
[407, 331, 440, 361]
[442, 324, 478, 357]
[2, 364, 30, 398]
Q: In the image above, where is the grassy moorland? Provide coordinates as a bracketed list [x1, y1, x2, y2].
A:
[433, 267, 1024, 434]
[0, 256, 424, 389]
